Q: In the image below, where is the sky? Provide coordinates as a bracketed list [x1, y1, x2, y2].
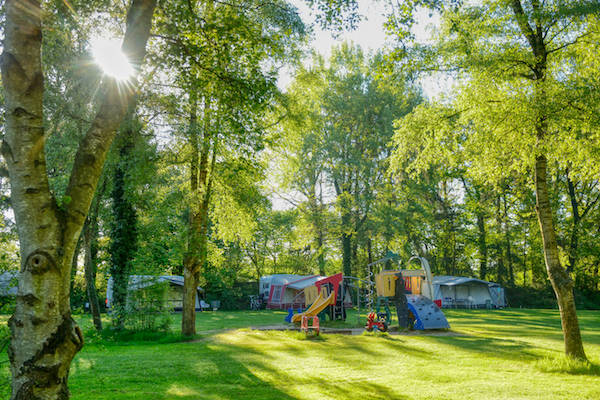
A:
[278, 0, 452, 99]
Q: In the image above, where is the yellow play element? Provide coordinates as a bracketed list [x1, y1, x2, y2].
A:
[292, 290, 335, 323]
[375, 270, 401, 297]
[304, 285, 319, 305]
[375, 270, 425, 296]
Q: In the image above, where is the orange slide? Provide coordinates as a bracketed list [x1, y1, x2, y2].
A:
[291, 290, 335, 323]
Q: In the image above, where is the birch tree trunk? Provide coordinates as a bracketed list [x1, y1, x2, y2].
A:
[510, 0, 586, 361]
[1, 1, 156, 398]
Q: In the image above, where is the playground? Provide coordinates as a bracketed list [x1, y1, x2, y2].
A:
[1, 308, 597, 400]
[275, 256, 454, 335]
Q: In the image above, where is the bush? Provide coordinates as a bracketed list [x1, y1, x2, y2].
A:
[118, 281, 172, 332]
[505, 286, 600, 310]
[205, 281, 258, 311]
[0, 296, 14, 315]
[505, 286, 557, 309]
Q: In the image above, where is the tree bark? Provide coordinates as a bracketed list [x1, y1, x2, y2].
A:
[476, 212, 488, 280]
[317, 233, 326, 275]
[182, 94, 201, 336]
[503, 194, 514, 286]
[70, 235, 82, 296]
[314, 192, 326, 276]
[1, 1, 155, 398]
[509, 0, 586, 360]
[493, 198, 506, 285]
[535, 155, 586, 359]
[83, 195, 103, 332]
[339, 189, 353, 277]
[565, 173, 580, 274]
[182, 96, 216, 336]
[109, 126, 139, 329]
[341, 230, 352, 277]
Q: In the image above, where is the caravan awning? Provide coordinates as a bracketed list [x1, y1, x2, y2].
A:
[286, 275, 322, 290]
[127, 275, 204, 292]
[433, 276, 491, 286]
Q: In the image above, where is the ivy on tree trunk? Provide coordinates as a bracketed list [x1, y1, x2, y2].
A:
[0, 1, 156, 398]
[109, 140, 138, 329]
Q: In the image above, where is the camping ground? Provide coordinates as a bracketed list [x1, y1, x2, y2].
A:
[1, 309, 598, 399]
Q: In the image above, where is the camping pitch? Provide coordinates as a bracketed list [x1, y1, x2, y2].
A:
[433, 276, 506, 308]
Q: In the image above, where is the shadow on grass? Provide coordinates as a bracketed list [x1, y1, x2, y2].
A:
[72, 329, 415, 400]
[71, 339, 297, 399]
[166, 334, 409, 399]
[423, 335, 540, 361]
[535, 357, 600, 376]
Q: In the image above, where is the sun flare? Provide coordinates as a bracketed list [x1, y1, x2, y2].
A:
[90, 37, 134, 80]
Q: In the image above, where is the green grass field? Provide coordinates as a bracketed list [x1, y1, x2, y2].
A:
[1, 309, 599, 399]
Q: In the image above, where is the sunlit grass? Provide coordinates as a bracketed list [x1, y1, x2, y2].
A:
[1, 309, 599, 399]
[536, 356, 600, 375]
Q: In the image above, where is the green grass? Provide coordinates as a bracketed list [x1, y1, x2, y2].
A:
[75, 308, 372, 340]
[1, 309, 600, 399]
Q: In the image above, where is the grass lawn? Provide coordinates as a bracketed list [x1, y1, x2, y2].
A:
[1, 309, 599, 399]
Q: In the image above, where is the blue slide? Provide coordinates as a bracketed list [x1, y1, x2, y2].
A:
[406, 295, 450, 330]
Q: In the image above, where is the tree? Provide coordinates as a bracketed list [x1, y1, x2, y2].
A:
[388, 0, 600, 360]
[108, 120, 140, 329]
[275, 59, 330, 275]
[284, 44, 420, 276]
[152, 0, 307, 335]
[0, 0, 364, 396]
[1, 0, 156, 397]
[82, 185, 105, 332]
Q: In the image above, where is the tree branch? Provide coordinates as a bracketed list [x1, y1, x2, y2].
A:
[64, 0, 156, 241]
[511, 0, 538, 54]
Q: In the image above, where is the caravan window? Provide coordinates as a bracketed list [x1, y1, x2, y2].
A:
[271, 285, 282, 302]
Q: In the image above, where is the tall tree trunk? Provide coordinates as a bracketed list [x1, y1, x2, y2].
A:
[341, 232, 352, 276]
[351, 238, 358, 275]
[317, 233, 325, 275]
[535, 155, 586, 359]
[511, 0, 586, 361]
[182, 95, 201, 336]
[476, 212, 488, 280]
[495, 198, 506, 285]
[308, 182, 326, 275]
[109, 123, 139, 329]
[522, 224, 528, 286]
[70, 235, 82, 295]
[317, 182, 326, 275]
[1, 1, 156, 397]
[341, 207, 353, 278]
[367, 239, 373, 268]
[503, 194, 514, 285]
[339, 185, 353, 276]
[565, 173, 580, 274]
[83, 194, 103, 332]
[182, 96, 216, 336]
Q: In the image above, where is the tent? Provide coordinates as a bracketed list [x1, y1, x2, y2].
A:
[107, 275, 205, 311]
[260, 274, 320, 309]
[433, 276, 505, 308]
[0, 271, 18, 297]
[488, 282, 507, 308]
[261, 273, 354, 309]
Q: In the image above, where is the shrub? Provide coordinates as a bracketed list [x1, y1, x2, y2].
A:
[119, 281, 172, 332]
[505, 286, 600, 310]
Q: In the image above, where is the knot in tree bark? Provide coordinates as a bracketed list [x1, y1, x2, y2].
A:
[23, 251, 56, 274]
